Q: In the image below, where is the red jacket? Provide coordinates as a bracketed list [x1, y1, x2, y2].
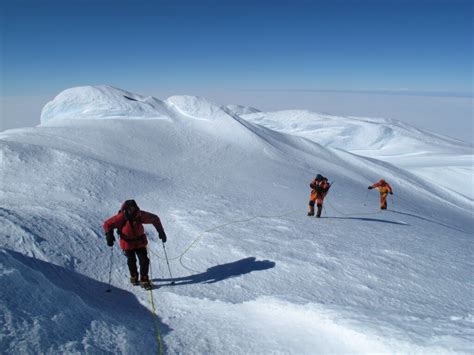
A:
[103, 210, 166, 250]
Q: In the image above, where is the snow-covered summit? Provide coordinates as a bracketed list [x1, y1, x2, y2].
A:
[40, 85, 171, 123]
[41, 86, 241, 124]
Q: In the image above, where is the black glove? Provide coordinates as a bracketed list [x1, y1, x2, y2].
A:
[106, 231, 115, 247]
[368, 186, 373, 190]
[389, 191, 393, 195]
[159, 233, 167, 243]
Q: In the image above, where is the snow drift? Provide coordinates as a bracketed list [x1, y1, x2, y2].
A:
[1, 85, 473, 354]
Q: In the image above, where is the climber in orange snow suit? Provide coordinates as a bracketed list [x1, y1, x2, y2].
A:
[308, 174, 331, 218]
[368, 179, 393, 210]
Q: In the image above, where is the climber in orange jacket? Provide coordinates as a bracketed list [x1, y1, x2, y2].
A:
[308, 174, 331, 218]
[368, 179, 393, 210]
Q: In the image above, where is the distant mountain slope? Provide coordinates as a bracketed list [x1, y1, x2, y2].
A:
[241, 109, 473, 200]
[241, 109, 471, 155]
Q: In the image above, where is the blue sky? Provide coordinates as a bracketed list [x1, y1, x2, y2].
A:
[1, 0, 472, 96]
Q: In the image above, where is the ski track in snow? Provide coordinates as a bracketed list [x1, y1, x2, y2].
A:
[1, 85, 473, 354]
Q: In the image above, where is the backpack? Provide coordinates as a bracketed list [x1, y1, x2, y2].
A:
[314, 181, 324, 194]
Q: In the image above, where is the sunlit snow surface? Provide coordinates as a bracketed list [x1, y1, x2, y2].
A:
[1, 86, 472, 354]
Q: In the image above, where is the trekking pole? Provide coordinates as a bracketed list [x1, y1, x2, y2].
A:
[162, 243, 175, 285]
[106, 247, 114, 293]
[323, 180, 334, 216]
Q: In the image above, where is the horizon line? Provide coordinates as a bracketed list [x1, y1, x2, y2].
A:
[1, 87, 472, 100]
[241, 88, 473, 99]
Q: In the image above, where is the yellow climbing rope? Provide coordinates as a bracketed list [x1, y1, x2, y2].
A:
[150, 208, 300, 270]
[147, 249, 164, 355]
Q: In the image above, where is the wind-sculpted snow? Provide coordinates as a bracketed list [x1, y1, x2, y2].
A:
[41, 86, 242, 125]
[1, 85, 473, 354]
[225, 104, 261, 116]
[41, 85, 171, 123]
[166, 95, 229, 121]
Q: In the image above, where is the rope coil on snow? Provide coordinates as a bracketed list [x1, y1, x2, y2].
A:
[325, 199, 382, 217]
[149, 208, 300, 271]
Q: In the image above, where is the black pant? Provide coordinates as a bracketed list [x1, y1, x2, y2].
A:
[124, 247, 149, 278]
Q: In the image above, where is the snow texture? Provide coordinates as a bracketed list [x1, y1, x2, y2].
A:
[1, 85, 473, 354]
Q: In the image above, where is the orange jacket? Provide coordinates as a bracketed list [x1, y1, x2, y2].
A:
[370, 180, 393, 194]
[310, 179, 331, 202]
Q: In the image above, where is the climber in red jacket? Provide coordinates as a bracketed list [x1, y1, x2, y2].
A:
[103, 200, 167, 289]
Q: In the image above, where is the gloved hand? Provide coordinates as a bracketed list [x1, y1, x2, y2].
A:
[368, 186, 373, 190]
[159, 233, 167, 243]
[106, 231, 115, 247]
[389, 191, 393, 195]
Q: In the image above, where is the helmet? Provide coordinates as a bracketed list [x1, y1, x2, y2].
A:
[315, 174, 323, 180]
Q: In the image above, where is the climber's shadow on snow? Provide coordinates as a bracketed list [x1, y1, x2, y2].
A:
[2, 248, 171, 352]
[323, 216, 409, 225]
[389, 209, 468, 234]
[157, 257, 275, 286]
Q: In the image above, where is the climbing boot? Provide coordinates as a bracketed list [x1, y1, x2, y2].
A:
[130, 273, 139, 286]
[140, 275, 152, 290]
[316, 205, 322, 218]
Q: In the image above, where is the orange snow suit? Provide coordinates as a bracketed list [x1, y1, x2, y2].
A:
[369, 179, 393, 210]
[308, 178, 331, 217]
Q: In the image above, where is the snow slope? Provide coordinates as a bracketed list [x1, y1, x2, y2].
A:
[242, 110, 474, 200]
[1, 86, 473, 354]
